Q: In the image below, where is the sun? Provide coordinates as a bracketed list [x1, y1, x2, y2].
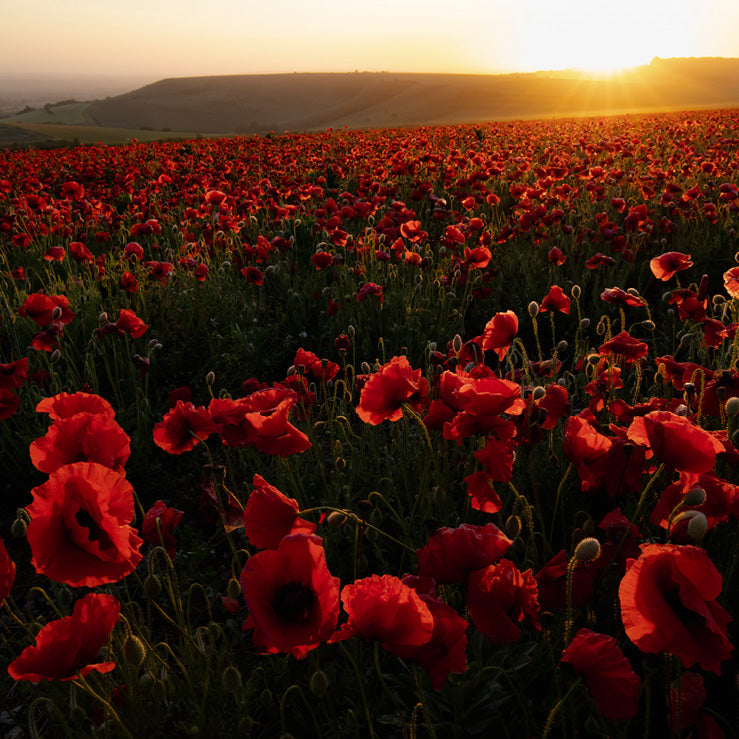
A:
[498, 0, 698, 75]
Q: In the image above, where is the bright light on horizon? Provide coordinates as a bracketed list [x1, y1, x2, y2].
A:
[3, 0, 739, 84]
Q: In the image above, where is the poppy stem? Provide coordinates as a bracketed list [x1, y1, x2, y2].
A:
[541, 677, 583, 738]
[339, 643, 375, 738]
[74, 673, 134, 739]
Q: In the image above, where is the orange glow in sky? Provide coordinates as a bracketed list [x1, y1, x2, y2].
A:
[3, 0, 739, 80]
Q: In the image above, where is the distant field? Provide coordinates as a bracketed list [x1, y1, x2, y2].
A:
[3, 102, 92, 125]
[0, 122, 210, 147]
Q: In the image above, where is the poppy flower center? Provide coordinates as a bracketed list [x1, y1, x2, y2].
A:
[271, 581, 315, 624]
[662, 586, 705, 628]
[75, 508, 110, 547]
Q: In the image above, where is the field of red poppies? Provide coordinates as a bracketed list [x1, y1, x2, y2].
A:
[1, 108, 738, 737]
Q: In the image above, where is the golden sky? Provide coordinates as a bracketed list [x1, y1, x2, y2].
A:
[5, 0, 739, 79]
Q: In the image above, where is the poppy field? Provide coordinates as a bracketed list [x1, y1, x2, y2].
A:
[1, 108, 739, 737]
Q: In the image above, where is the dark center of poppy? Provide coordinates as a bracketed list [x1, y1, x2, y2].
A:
[75, 508, 110, 547]
[270, 581, 315, 624]
[662, 586, 705, 628]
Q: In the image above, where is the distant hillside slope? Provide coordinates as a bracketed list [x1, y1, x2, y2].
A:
[85, 58, 739, 134]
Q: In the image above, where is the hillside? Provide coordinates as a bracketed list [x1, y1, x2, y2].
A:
[15, 58, 739, 136]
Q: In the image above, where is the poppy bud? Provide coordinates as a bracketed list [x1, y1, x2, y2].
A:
[98, 312, 108, 324]
[725, 397, 739, 417]
[138, 672, 155, 692]
[327, 511, 347, 528]
[528, 301, 539, 318]
[123, 634, 147, 667]
[682, 510, 708, 542]
[452, 334, 463, 353]
[11, 509, 28, 537]
[683, 382, 696, 395]
[205, 371, 215, 386]
[151, 679, 168, 703]
[580, 318, 590, 329]
[641, 320, 655, 331]
[361, 362, 371, 374]
[712, 294, 725, 305]
[574, 537, 601, 563]
[309, 670, 329, 698]
[52, 306, 63, 321]
[50, 349, 61, 364]
[222, 665, 242, 693]
[570, 284, 581, 299]
[143, 574, 162, 599]
[557, 340, 568, 353]
[532, 386, 546, 400]
[662, 291, 673, 303]
[335, 457, 346, 470]
[683, 487, 707, 507]
[357, 499, 373, 512]
[226, 577, 242, 599]
[505, 515, 521, 539]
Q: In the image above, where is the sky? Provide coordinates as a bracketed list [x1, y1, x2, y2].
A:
[4, 0, 739, 82]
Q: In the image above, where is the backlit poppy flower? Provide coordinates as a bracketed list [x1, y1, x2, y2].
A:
[702, 318, 729, 348]
[723, 266, 739, 299]
[356, 282, 384, 304]
[547, 246, 566, 265]
[153, 400, 218, 455]
[36, 391, 116, 421]
[240, 534, 339, 659]
[627, 410, 724, 474]
[294, 348, 339, 382]
[540, 285, 570, 314]
[123, 242, 144, 261]
[311, 251, 333, 269]
[417, 523, 511, 584]
[26, 462, 143, 587]
[121, 271, 138, 293]
[244, 474, 316, 549]
[115, 309, 148, 339]
[481, 310, 518, 360]
[400, 220, 426, 243]
[667, 671, 712, 735]
[242, 266, 264, 285]
[43, 246, 66, 262]
[464, 471, 502, 513]
[395, 577, 468, 690]
[356, 356, 430, 425]
[141, 500, 184, 559]
[0, 535, 15, 605]
[668, 288, 707, 322]
[30, 412, 131, 474]
[535, 549, 597, 610]
[18, 293, 74, 327]
[619, 543, 733, 673]
[30, 323, 64, 352]
[585, 253, 616, 269]
[145, 260, 174, 284]
[69, 241, 94, 264]
[467, 558, 539, 645]
[474, 436, 515, 483]
[650, 251, 693, 281]
[463, 246, 491, 269]
[600, 287, 646, 307]
[0, 358, 29, 391]
[8, 593, 120, 682]
[598, 330, 648, 363]
[561, 628, 641, 720]
[330, 574, 433, 657]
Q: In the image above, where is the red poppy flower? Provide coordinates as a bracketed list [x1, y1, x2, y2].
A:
[0, 389, 21, 421]
[464, 471, 502, 513]
[619, 543, 733, 673]
[481, 310, 518, 360]
[600, 287, 646, 307]
[18, 293, 74, 327]
[356, 356, 430, 425]
[8, 593, 120, 682]
[43, 246, 66, 262]
[395, 577, 468, 690]
[417, 523, 512, 584]
[650, 251, 693, 281]
[723, 266, 739, 299]
[356, 282, 384, 303]
[153, 400, 218, 455]
[561, 628, 641, 720]
[627, 410, 723, 474]
[240, 534, 339, 659]
[473, 436, 514, 482]
[69, 242, 94, 264]
[36, 391, 116, 421]
[667, 671, 708, 734]
[26, 462, 143, 587]
[115, 309, 148, 339]
[242, 266, 264, 285]
[540, 285, 570, 314]
[467, 559, 540, 644]
[144, 260, 174, 283]
[330, 574, 434, 656]
[30, 323, 64, 352]
[294, 348, 339, 382]
[0, 357, 29, 390]
[30, 412, 131, 474]
[244, 474, 316, 549]
[123, 242, 144, 261]
[535, 549, 597, 610]
[121, 271, 138, 293]
[0, 535, 15, 605]
[547, 246, 566, 265]
[400, 220, 426, 243]
[463, 246, 492, 269]
[585, 253, 616, 269]
[141, 500, 184, 559]
[598, 330, 649, 363]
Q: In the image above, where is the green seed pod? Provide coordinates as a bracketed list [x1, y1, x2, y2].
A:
[123, 634, 147, 667]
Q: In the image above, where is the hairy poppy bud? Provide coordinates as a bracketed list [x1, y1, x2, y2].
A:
[532, 386, 546, 400]
[205, 371, 215, 386]
[143, 574, 162, 599]
[50, 349, 61, 364]
[641, 320, 655, 331]
[725, 397, 739, 418]
[123, 634, 147, 667]
[222, 665, 242, 693]
[327, 511, 347, 528]
[505, 515, 521, 539]
[452, 334, 463, 353]
[580, 318, 590, 330]
[51, 306, 63, 321]
[528, 301, 539, 318]
[683, 487, 707, 507]
[98, 312, 108, 324]
[574, 537, 601, 563]
[557, 340, 568, 353]
[226, 577, 242, 599]
[139, 672, 155, 692]
[684, 510, 708, 542]
[309, 670, 329, 698]
[571, 285, 581, 299]
[11, 509, 28, 537]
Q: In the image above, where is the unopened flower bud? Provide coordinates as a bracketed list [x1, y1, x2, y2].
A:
[348, 325, 355, 338]
[528, 301, 539, 318]
[226, 577, 242, 599]
[11, 509, 28, 538]
[123, 634, 147, 667]
[725, 397, 739, 418]
[683, 487, 707, 507]
[641, 320, 655, 331]
[310, 670, 329, 698]
[574, 537, 601, 563]
[557, 340, 568, 353]
[143, 574, 162, 599]
[452, 334, 463, 353]
[205, 371, 215, 386]
[222, 665, 242, 693]
[580, 318, 590, 329]
[505, 515, 521, 539]
[138, 672, 155, 692]
[98, 312, 108, 324]
[51, 306, 63, 321]
[49, 349, 61, 364]
[327, 511, 347, 528]
[686, 511, 708, 542]
[571, 285, 581, 299]
[361, 362, 371, 374]
[532, 386, 546, 400]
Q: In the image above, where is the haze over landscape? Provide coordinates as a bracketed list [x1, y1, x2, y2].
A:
[3, 0, 739, 142]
